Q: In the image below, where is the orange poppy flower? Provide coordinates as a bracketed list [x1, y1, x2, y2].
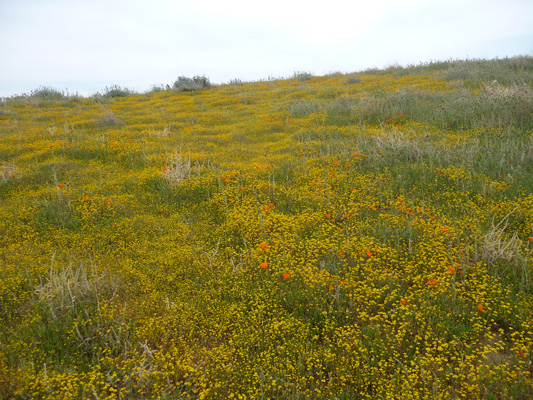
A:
[282, 273, 290, 280]
[325, 214, 331, 219]
[344, 213, 350, 218]
[259, 243, 269, 249]
[104, 198, 111, 205]
[83, 195, 90, 201]
[426, 278, 438, 286]
[477, 304, 484, 312]
[366, 251, 373, 257]
[58, 183, 65, 188]
[400, 299, 407, 306]
[328, 284, 334, 291]
[442, 227, 449, 232]
[449, 266, 455, 274]
[529, 237, 533, 241]
[260, 262, 268, 269]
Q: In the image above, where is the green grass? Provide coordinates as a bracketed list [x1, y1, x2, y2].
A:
[0, 56, 532, 399]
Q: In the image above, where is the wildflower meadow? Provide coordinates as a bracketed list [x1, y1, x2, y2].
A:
[1, 57, 533, 399]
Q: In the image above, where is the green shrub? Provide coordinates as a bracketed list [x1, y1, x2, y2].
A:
[293, 71, 314, 81]
[147, 84, 171, 93]
[173, 75, 211, 92]
[103, 85, 135, 98]
[345, 74, 362, 84]
[29, 86, 67, 100]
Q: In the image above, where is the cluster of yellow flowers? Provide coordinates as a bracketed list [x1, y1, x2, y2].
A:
[0, 64, 532, 399]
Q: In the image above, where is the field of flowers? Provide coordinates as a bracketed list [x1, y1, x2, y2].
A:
[1, 57, 533, 399]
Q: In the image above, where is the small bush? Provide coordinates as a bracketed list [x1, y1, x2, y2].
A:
[345, 74, 362, 84]
[173, 76, 211, 92]
[98, 111, 118, 126]
[103, 85, 135, 98]
[293, 72, 314, 81]
[29, 86, 66, 100]
[147, 84, 171, 93]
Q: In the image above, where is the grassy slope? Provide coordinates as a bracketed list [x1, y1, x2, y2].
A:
[1, 57, 533, 399]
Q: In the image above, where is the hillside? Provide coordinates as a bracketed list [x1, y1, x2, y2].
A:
[1, 57, 533, 399]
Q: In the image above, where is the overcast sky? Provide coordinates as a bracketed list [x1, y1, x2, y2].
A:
[1, 0, 532, 97]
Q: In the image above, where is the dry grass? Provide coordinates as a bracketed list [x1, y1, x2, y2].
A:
[35, 254, 118, 319]
[481, 208, 523, 265]
[0, 161, 22, 183]
[482, 81, 533, 101]
[163, 151, 191, 187]
[148, 126, 171, 137]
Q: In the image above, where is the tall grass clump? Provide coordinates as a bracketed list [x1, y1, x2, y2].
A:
[227, 78, 244, 86]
